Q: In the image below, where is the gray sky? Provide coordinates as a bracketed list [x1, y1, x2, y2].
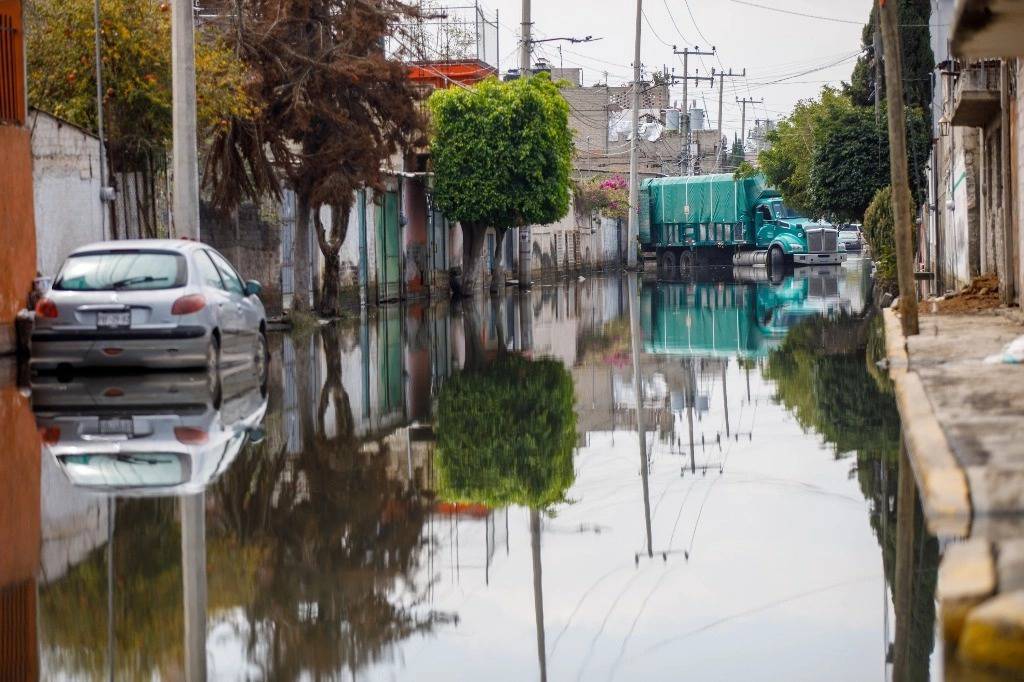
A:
[477, 0, 874, 141]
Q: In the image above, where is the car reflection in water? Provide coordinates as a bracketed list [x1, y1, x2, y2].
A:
[32, 364, 267, 496]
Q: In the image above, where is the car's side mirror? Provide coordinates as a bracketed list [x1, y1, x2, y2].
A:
[247, 426, 266, 445]
[244, 280, 262, 297]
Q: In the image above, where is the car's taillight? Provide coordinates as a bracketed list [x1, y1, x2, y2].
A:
[39, 426, 61, 445]
[171, 294, 206, 315]
[174, 427, 208, 445]
[35, 298, 58, 319]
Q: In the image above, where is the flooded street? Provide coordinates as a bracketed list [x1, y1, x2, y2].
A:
[13, 259, 942, 681]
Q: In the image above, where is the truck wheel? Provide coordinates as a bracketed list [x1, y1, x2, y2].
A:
[679, 250, 695, 271]
[768, 245, 785, 274]
[659, 250, 677, 272]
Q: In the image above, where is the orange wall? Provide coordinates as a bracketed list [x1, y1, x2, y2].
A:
[0, 125, 36, 354]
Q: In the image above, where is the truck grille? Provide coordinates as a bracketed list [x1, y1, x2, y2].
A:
[806, 228, 838, 253]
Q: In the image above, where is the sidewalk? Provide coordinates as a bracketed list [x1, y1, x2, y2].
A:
[885, 306, 1024, 676]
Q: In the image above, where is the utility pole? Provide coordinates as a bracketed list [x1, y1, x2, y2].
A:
[519, 0, 531, 76]
[92, 0, 115, 238]
[672, 46, 715, 175]
[627, 0, 642, 270]
[518, 0, 532, 286]
[712, 68, 745, 172]
[737, 97, 763, 153]
[877, 0, 919, 335]
[171, 0, 200, 239]
[873, 9, 883, 126]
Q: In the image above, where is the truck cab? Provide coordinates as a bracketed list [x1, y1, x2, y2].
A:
[752, 196, 844, 266]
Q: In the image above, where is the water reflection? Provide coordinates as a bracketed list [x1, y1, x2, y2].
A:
[16, 260, 945, 680]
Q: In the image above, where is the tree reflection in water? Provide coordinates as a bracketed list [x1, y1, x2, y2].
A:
[210, 323, 451, 679]
[764, 312, 939, 681]
[40, 324, 451, 681]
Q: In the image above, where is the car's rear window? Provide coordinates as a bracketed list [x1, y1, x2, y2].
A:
[54, 251, 187, 291]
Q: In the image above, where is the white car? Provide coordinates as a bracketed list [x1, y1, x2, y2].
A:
[31, 239, 267, 375]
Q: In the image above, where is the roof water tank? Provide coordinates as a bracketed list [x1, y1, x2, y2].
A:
[665, 108, 681, 132]
[689, 107, 706, 131]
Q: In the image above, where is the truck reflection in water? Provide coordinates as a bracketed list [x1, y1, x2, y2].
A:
[642, 265, 858, 360]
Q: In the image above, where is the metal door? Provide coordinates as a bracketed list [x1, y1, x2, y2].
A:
[376, 191, 402, 302]
[428, 197, 448, 276]
[280, 190, 296, 305]
[377, 305, 404, 416]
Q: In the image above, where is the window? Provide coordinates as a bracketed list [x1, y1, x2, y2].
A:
[758, 205, 773, 222]
[54, 251, 186, 291]
[207, 250, 245, 295]
[195, 252, 226, 290]
[774, 203, 806, 220]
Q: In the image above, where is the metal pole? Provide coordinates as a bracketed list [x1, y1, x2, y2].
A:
[627, 0, 642, 269]
[877, 0, 919, 335]
[172, 0, 200, 239]
[530, 509, 547, 682]
[92, 0, 112, 239]
[873, 13, 883, 127]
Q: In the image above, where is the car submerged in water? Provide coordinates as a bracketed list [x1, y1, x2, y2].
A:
[31, 239, 268, 377]
[838, 224, 864, 252]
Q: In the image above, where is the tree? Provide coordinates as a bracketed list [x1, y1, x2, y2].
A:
[728, 137, 746, 171]
[25, 0, 251, 235]
[204, 0, 427, 316]
[429, 74, 573, 293]
[758, 87, 852, 216]
[846, 0, 933, 120]
[435, 354, 577, 510]
[809, 105, 929, 222]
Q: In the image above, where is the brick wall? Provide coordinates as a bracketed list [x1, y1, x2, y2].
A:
[200, 201, 284, 317]
[0, 125, 36, 354]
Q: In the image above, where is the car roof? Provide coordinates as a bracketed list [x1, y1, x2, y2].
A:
[70, 239, 208, 255]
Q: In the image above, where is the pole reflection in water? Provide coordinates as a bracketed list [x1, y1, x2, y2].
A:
[27, 263, 952, 681]
[628, 273, 654, 560]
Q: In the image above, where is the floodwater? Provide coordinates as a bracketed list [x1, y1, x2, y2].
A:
[5, 257, 943, 681]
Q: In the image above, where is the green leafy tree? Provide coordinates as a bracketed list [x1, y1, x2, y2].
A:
[435, 354, 577, 510]
[846, 0, 934, 121]
[25, 0, 251, 236]
[863, 185, 917, 290]
[429, 74, 573, 292]
[727, 138, 746, 171]
[808, 105, 929, 222]
[758, 87, 852, 216]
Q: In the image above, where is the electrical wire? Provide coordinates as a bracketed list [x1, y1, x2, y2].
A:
[728, 0, 862, 25]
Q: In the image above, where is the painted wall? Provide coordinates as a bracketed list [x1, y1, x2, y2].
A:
[0, 125, 37, 354]
[30, 111, 105, 278]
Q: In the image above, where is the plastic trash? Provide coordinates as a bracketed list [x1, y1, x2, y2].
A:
[984, 335, 1024, 364]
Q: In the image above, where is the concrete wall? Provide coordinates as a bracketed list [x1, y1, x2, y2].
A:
[0, 125, 37, 354]
[29, 111, 105, 278]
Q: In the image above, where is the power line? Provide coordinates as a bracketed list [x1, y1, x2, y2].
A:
[681, 0, 714, 47]
[662, 0, 691, 45]
[727, 0, 863, 25]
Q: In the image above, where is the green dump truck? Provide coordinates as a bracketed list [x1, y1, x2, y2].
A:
[639, 173, 843, 271]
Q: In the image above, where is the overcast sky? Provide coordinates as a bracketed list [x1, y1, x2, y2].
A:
[473, 0, 875, 140]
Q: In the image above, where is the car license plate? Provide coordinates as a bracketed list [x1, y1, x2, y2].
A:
[99, 418, 134, 436]
[97, 311, 130, 328]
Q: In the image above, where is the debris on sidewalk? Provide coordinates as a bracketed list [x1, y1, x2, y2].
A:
[931, 275, 1002, 314]
[985, 335, 1024, 364]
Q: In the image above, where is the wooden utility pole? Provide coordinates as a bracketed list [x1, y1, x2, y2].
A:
[712, 68, 744, 172]
[672, 46, 715, 175]
[877, 0, 919, 335]
[737, 97, 763, 152]
[627, 0, 642, 269]
[171, 0, 200, 239]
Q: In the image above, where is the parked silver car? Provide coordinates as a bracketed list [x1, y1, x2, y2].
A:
[31, 239, 268, 374]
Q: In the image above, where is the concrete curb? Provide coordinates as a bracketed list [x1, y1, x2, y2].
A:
[883, 307, 972, 537]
